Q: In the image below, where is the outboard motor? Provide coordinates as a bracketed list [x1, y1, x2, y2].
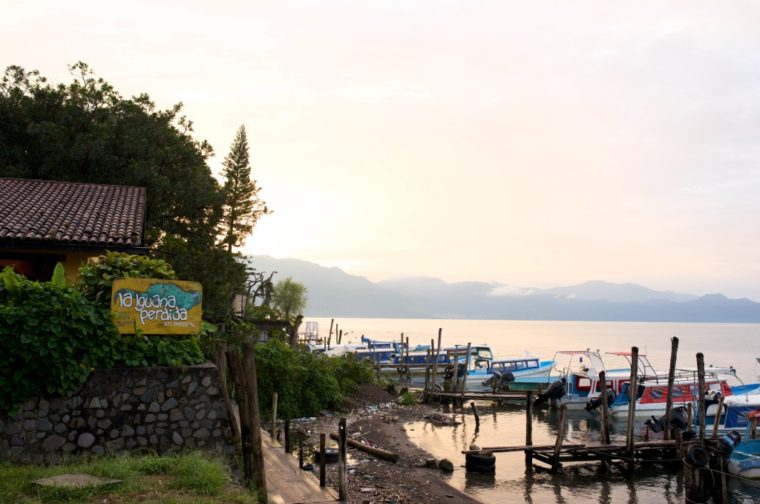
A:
[718, 431, 742, 456]
[645, 406, 689, 434]
[483, 371, 516, 392]
[584, 387, 617, 412]
[535, 378, 567, 405]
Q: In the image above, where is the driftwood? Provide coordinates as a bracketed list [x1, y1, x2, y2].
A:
[329, 433, 400, 462]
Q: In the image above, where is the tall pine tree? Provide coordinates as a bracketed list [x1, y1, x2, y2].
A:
[221, 125, 269, 253]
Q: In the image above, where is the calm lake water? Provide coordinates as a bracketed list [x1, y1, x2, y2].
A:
[311, 318, 760, 504]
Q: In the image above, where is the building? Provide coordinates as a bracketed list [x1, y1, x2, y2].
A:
[0, 178, 146, 281]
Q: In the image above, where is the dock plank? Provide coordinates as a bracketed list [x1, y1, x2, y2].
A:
[262, 430, 341, 503]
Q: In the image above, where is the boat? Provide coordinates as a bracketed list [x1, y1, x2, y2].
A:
[533, 350, 654, 410]
[490, 355, 555, 380]
[724, 409, 760, 479]
[609, 367, 736, 421]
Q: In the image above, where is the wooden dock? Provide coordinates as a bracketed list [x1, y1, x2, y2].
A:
[426, 390, 533, 402]
[263, 430, 342, 504]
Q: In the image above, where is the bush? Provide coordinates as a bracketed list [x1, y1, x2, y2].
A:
[0, 266, 204, 413]
[0, 268, 120, 412]
[77, 251, 176, 308]
[253, 340, 374, 419]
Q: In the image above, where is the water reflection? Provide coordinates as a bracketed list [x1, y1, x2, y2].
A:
[405, 403, 760, 504]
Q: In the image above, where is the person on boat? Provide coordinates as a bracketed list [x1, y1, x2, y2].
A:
[443, 365, 454, 393]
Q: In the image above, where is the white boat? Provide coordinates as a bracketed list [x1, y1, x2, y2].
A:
[535, 350, 653, 410]
[609, 367, 736, 421]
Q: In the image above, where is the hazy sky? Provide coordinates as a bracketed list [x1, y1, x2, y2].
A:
[5, 1, 760, 299]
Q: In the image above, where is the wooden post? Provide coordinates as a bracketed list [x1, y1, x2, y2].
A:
[664, 336, 679, 441]
[405, 335, 410, 383]
[215, 342, 241, 444]
[298, 439, 304, 469]
[461, 343, 472, 399]
[424, 348, 431, 392]
[599, 371, 609, 445]
[338, 328, 342, 345]
[470, 402, 480, 430]
[284, 419, 290, 452]
[227, 346, 267, 503]
[752, 417, 758, 440]
[625, 346, 639, 464]
[319, 433, 326, 487]
[271, 392, 278, 442]
[453, 350, 461, 394]
[697, 352, 706, 443]
[711, 395, 725, 440]
[326, 318, 334, 350]
[338, 418, 348, 501]
[552, 404, 567, 472]
[431, 329, 442, 392]
[243, 344, 267, 503]
[720, 456, 729, 504]
[525, 391, 533, 466]
[226, 351, 253, 486]
[674, 427, 683, 458]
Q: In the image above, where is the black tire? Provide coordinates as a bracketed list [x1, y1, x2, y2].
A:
[687, 445, 709, 468]
[466, 452, 496, 473]
[466, 461, 496, 473]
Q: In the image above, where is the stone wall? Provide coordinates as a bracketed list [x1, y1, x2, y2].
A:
[0, 363, 236, 464]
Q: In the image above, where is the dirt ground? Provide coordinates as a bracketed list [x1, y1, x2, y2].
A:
[286, 384, 482, 504]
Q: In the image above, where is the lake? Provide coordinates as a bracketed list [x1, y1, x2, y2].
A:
[310, 317, 760, 504]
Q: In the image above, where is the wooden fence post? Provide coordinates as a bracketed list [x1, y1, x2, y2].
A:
[664, 337, 679, 440]
[319, 433, 326, 487]
[338, 418, 348, 501]
[697, 353, 706, 443]
[215, 341, 241, 444]
[525, 391, 533, 466]
[625, 346, 639, 465]
[599, 371, 609, 445]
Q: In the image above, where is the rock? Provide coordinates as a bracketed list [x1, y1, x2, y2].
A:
[77, 433, 95, 448]
[438, 459, 454, 473]
[42, 435, 66, 452]
[425, 458, 439, 469]
[172, 432, 183, 445]
[148, 402, 160, 413]
[33, 473, 121, 490]
[161, 398, 178, 412]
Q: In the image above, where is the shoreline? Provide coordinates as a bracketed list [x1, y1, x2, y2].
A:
[292, 384, 482, 503]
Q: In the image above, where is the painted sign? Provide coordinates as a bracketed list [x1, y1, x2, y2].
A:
[111, 278, 203, 334]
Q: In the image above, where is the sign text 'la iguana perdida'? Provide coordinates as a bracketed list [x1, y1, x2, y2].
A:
[111, 278, 202, 334]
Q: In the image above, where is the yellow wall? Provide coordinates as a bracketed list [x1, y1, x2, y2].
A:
[6, 248, 103, 281]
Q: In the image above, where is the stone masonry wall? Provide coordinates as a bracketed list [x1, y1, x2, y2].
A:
[0, 363, 235, 464]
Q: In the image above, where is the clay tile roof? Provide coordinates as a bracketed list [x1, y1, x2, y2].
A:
[0, 178, 145, 247]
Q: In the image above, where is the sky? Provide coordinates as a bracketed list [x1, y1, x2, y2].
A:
[4, 1, 760, 300]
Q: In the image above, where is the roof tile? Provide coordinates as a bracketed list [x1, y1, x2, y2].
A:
[0, 178, 145, 247]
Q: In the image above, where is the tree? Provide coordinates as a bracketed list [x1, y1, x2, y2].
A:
[221, 125, 269, 253]
[271, 277, 308, 320]
[0, 63, 247, 321]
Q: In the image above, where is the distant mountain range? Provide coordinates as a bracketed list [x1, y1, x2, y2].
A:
[245, 255, 760, 323]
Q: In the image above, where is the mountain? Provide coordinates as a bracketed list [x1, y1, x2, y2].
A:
[245, 255, 760, 322]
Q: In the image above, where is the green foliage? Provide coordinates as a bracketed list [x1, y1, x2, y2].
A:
[0, 454, 255, 503]
[0, 267, 204, 413]
[0, 269, 120, 412]
[271, 277, 308, 320]
[253, 339, 373, 419]
[221, 125, 269, 253]
[0, 63, 253, 322]
[398, 391, 416, 406]
[77, 251, 176, 308]
[50, 262, 66, 288]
